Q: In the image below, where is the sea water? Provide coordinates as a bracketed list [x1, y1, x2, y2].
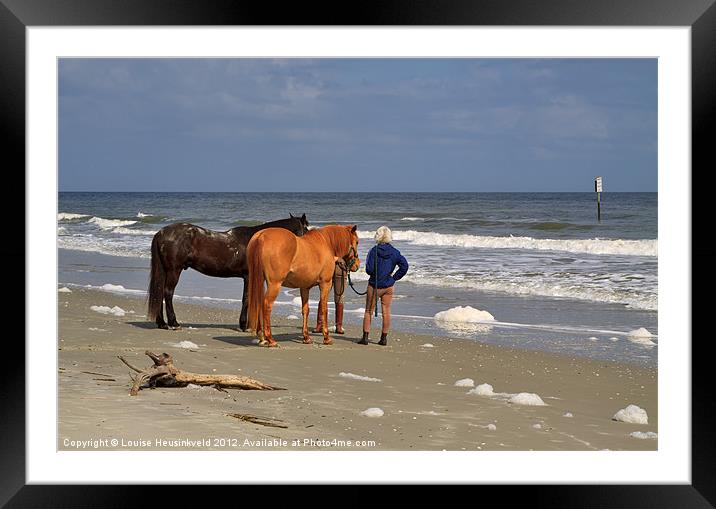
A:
[58, 192, 658, 366]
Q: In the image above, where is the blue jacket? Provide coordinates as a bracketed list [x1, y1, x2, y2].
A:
[366, 243, 409, 289]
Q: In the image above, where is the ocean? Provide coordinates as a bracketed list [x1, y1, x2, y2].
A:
[58, 192, 658, 366]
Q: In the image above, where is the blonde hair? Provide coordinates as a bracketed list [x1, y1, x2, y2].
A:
[374, 225, 392, 244]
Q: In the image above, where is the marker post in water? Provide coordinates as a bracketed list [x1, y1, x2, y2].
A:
[594, 176, 603, 221]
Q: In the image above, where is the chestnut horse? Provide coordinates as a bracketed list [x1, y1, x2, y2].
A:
[246, 225, 360, 347]
[147, 214, 309, 330]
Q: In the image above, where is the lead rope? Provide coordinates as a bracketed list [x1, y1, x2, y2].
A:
[346, 242, 379, 317]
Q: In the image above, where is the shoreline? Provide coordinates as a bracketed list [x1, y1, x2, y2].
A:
[58, 287, 658, 451]
[59, 247, 659, 368]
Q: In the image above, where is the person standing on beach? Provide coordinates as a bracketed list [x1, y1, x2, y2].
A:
[313, 263, 347, 335]
[359, 226, 409, 346]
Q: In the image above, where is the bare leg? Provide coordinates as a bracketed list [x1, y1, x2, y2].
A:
[380, 286, 394, 334]
[362, 286, 377, 333]
[261, 282, 282, 347]
[300, 287, 312, 343]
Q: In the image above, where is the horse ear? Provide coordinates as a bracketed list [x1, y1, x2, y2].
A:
[302, 213, 306, 221]
[351, 225, 357, 233]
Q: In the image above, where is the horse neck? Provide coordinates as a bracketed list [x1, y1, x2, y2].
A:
[316, 226, 350, 257]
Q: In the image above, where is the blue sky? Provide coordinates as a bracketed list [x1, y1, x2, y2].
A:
[59, 59, 657, 192]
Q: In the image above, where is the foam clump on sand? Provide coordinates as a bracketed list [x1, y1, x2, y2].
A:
[291, 297, 302, 306]
[100, 283, 127, 292]
[339, 372, 382, 382]
[630, 431, 657, 440]
[58, 287, 72, 293]
[454, 378, 475, 388]
[434, 306, 495, 334]
[90, 305, 126, 317]
[360, 408, 384, 418]
[468, 383, 495, 396]
[286, 315, 299, 320]
[508, 393, 547, 406]
[435, 306, 495, 323]
[487, 424, 497, 431]
[563, 412, 574, 418]
[421, 343, 435, 348]
[627, 328, 656, 346]
[171, 341, 199, 349]
[613, 404, 648, 424]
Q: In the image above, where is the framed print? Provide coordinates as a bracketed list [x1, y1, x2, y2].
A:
[3, 0, 713, 503]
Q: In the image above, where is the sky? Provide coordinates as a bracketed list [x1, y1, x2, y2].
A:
[59, 58, 657, 192]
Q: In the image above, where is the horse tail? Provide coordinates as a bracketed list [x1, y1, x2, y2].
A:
[147, 232, 165, 322]
[246, 233, 265, 334]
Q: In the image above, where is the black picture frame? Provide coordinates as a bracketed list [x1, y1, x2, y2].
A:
[2, 0, 712, 504]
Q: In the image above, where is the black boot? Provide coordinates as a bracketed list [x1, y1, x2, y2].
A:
[357, 331, 369, 345]
[378, 332, 388, 346]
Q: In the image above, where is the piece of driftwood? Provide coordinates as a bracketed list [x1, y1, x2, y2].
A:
[117, 350, 285, 396]
[227, 413, 288, 428]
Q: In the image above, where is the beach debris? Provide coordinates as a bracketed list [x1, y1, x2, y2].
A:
[339, 372, 382, 382]
[612, 404, 648, 424]
[227, 413, 288, 429]
[117, 350, 285, 396]
[360, 408, 384, 418]
[454, 378, 475, 388]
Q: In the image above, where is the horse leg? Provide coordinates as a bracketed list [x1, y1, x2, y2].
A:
[239, 276, 249, 332]
[164, 269, 182, 330]
[318, 282, 333, 345]
[261, 282, 282, 347]
[300, 287, 312, 344]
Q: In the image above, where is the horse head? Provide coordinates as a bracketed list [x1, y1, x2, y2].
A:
[343, 225, 360, 272]
[289, 213, 310, 236]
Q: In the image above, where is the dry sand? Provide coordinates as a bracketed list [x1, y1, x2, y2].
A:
[58, 287, 657, 451]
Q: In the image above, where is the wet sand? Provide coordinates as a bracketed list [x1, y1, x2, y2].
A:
[58, 287, 657, 451]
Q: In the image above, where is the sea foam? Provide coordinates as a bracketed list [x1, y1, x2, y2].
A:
[627, 328, 656, 345]
[58, 212, 89, 221]
[357, 229, 657, 257]
[339, 372, 382, 382]
[90, 305, 127, 317]
[613, 405, 649, 424]
[88, 216, 138, 229]
[360, 408, 384, 418]
[508, 393, 547, 406]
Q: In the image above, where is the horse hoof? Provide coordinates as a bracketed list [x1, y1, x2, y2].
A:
[267, 342, 279, 348]
[323, 338, 333, 346]
[157, 323, 169, 330]
[303, 338, 313, 344]
[169, 325, 182, 331]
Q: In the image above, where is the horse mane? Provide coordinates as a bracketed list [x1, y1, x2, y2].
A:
[311, 225, 352, 257]
[231, 216, 301, 236]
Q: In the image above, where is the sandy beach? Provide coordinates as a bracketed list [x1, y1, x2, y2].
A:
[58, 287, 657, 451]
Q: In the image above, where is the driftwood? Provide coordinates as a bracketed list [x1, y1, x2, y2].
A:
[227, 413, 288, 428]
[118, 350, 285, 396]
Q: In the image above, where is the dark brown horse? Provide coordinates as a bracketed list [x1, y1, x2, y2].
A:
[246, 224, 360, 347]
[147, 214, 309, 330]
